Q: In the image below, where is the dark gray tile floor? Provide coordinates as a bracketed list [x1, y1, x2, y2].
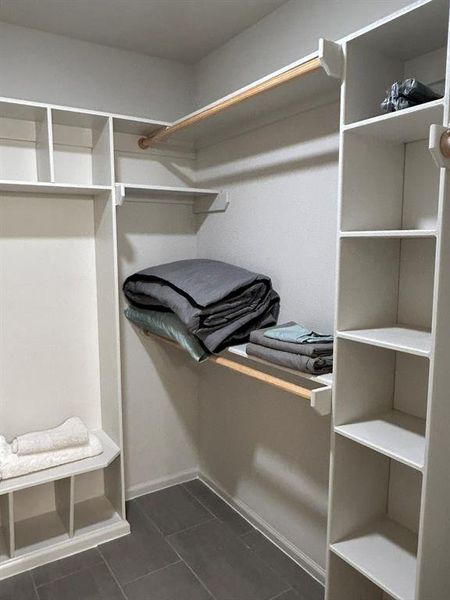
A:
[0, 480, 324, 600]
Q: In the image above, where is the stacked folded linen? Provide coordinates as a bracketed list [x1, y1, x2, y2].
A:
[0, 418, 103, 480]
[123, 259, 280, 353]
[247, 321, 333, 375]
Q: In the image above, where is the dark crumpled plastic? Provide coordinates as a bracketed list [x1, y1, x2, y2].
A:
[381, 78, 442, 113]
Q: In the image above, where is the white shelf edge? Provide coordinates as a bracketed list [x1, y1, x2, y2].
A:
[340, 229, 437, 239]
[343, 98, 445, 133]
[337, 327, 432, 357]
[0, 180, 112, 196]
[335, 409, 426, 471]
[0, 430, 120, 495]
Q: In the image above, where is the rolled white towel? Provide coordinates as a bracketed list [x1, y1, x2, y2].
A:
[12, 417, 89, 456]
[0, 433, 103, 480]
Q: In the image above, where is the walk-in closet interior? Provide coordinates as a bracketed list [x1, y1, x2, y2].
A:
[0, 0, 450, 598]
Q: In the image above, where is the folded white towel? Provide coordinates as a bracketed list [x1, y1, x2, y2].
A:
[0, 433, 103, 480]
[12, 417, 89, 456]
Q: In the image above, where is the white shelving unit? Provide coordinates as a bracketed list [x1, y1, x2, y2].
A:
[326, 1, 450, 598]
[0, 95, 130, 580]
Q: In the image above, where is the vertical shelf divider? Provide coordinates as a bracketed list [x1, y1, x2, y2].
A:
[0, 494, 15, 559]
[55, 477, 75, 539]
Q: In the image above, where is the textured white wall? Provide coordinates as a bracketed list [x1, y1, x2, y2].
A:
[196, 101, 339, 572]
[195, 0, 413, 106]
[0, 21, 194, 120]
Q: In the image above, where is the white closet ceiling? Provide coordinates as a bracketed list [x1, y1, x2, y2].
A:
[0, 0, 287, 63]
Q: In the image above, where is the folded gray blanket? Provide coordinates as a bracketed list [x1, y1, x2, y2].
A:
[123, 259, 280, 353]
[250, 322, 333, 357]
[247, 343, 333, 374]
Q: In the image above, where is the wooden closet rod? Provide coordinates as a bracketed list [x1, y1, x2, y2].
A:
[146, 332, 312, 400]
[138, 56, 322, 149]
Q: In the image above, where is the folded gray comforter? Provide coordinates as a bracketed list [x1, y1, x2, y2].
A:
[123, 259, 280, 352]
[250, 323, 333, 357]
[247, 343, 333, 374]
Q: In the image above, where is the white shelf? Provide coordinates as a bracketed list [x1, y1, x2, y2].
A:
[116, 183, 220, 201]
[227, 344, 332, 385]
[112, 116, 169, 136]
[331, 517, 418, 600]
[335, 409, 426, 471]
[344, 99, 444, 144]
[142, 42, 342, 149]
[340, 230, 437, 239]
[0, 180, 112, 196]
[338, 327, 432, 357]
[0, 431, 120, 495]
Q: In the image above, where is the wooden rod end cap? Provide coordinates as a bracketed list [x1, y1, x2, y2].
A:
[440, 130, 450, 158]
[138, 136, 150, 150]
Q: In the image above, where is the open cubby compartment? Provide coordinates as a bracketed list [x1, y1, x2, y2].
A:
[337, 236, 435, 335]
[344, 0, 449, 125]
[327, 553, 397, 600]
[329, 436, 421, 600]
[113, 117, 196, 188]
[340, 127, 441, 233]
[73, 458, 124, 538]
[52, 109, 112, 186]
[0, 101, 53, 183]
[333, 338, 428, 470]
[13, 481, 72, 557]
[0, 495, 14, 563]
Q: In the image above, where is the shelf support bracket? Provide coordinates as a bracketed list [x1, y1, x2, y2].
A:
[319, 39, 344, 80]
[114, 183, 126, 207]
[429, 124, 450, 168]
[310, 385, 332, 416]
[194, 191, 229, 214]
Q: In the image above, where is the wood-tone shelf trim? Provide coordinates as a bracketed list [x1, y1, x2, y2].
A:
[143, 331, 333, 415]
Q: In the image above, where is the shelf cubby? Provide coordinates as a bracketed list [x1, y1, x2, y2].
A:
[327, 553, 392, 600]
[338, 236, 435, 335]
[13, 482, 71, 557]
[329, 436, 421, 600]
[0, 100, 53, 183]
[333, 339, 428, 470]
[341, 128, 440, 234]
[52, 109, 112, 186]
[344, 1, 448, 125]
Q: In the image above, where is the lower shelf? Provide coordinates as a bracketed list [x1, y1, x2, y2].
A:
[331, 517, 418, 600]
[335, 409, 426, 471]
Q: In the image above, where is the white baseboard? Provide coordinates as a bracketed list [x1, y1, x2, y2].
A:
[199, 473, 326, 586]
[125, 468, 199, 501]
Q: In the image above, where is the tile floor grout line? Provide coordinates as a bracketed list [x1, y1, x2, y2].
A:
[31, 552, 105, 589]
[181, 480, 219, 520]
[164, 533, 219, 600]
[132, 496, 216, 539]
[118, 557, 184, 588]
[269, 588, 295, 600]
[98, 546, 129, 600]
[29, 572, 40, 600]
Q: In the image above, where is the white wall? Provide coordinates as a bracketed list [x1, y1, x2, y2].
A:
[195, 0, 413, 106]
[196, 101, 339, 575]
[0, 21, 194, 121]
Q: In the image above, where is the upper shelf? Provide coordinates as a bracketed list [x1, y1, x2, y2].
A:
[138, 39, 343, 150]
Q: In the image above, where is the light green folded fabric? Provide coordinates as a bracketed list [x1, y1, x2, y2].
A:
[264, 321, 333, 344]
[124, 306, 209, 363]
